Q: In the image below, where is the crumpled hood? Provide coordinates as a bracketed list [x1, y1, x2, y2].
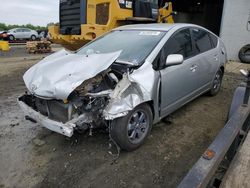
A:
[23, 49, 121, 99]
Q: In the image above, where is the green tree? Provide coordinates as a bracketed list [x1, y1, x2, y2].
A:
[0, 23, 7, 31]
[0, 23, 47, 31]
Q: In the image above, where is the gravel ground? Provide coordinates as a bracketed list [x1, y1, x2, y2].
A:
[0, 44, 62, 58]
[0, 46, 248, 188]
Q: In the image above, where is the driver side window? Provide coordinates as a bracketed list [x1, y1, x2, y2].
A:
[164, 28, 194, 59]
[153, 28, 194, 70]
[16, 29, 22, 33]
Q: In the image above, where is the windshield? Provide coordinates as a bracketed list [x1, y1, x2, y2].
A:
[77, 30, 166, 66]
[8, 29, 14, 33]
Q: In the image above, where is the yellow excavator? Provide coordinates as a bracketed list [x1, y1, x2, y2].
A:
[49, 0, 175, 50]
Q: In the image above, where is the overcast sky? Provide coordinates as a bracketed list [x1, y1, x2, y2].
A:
[0, 0, 59, 26]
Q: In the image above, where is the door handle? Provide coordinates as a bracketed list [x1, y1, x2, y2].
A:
[214, 55, 219, 61]
[190, 65, 198, 72]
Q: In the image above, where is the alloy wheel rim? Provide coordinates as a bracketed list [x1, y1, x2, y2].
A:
[127, 110, 148, 144]
[213, 72, 221, 90]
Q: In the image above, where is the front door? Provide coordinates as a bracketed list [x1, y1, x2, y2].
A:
[159, 28, 199, 117]
[14, 29, 23, 39]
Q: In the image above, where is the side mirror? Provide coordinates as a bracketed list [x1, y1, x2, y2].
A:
[166, 54, 184, 67]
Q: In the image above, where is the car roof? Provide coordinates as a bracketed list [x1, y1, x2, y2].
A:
[12, 28, 30, 30]
[10, 28, 22, 30]
[113, 23, 198, 32]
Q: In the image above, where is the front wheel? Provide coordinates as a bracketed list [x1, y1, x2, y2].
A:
[110, 103, 153, 151]
[9, 35, 15, 41]
[208, 69, 223, 96]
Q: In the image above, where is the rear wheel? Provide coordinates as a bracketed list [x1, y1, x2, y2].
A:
[110, 103, 153, 151]
[208, 69, 223, 96]
[31, 35, 36, 41]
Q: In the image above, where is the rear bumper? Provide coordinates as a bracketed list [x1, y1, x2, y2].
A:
[18, 100, 75, 137]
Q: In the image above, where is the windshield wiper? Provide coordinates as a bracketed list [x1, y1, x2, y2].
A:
[115, 60, 135, 66]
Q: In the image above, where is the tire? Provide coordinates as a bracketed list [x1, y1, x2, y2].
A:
[31, 35, 36, 41]
[208, 69, 223, 96]
[239, 44, 250, 64]
[9, 35, 15, 41]
[110, 103, 153, 151]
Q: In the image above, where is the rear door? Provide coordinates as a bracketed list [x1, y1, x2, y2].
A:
[191, 28, 220, 90]
[159, 28, 199, 116]
[23, 29, 31, 39]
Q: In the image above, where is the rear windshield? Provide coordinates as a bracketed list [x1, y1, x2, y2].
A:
[77, 30, 166, 66]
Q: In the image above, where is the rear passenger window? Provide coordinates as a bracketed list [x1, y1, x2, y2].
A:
[192, 29, 213, 53]
[164, 29, 194, 59]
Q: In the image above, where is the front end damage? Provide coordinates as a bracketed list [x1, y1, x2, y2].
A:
[18, 96, 76, 137]
[18, 50, 152, 137]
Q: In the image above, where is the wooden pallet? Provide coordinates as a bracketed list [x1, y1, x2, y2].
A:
[26, 40, 52, 54]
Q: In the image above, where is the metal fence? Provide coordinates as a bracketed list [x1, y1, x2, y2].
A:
[178, 105, 250, 188]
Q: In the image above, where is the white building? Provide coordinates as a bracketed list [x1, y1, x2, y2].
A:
[220, 0, 250, 60]
[172, 0, 250, 60]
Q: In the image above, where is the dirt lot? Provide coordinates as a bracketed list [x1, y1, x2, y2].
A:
[0, 46, 248, 188]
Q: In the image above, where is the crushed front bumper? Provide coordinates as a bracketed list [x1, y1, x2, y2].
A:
[18, 100, 75, 137]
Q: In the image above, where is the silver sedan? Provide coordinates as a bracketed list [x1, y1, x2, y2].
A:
[8, 28, 38, 41]
[18, 24, 227, 151]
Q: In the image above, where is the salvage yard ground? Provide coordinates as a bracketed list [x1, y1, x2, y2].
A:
[0, 45, 249, 188]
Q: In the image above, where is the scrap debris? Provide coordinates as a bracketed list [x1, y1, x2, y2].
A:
[26, 40, 52, 54]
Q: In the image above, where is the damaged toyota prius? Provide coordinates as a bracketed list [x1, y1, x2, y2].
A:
[18, 24, 227, 151]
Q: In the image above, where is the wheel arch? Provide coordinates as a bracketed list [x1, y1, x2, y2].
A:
[220, 66, 225, 75]
[145, 100, 155, 120]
